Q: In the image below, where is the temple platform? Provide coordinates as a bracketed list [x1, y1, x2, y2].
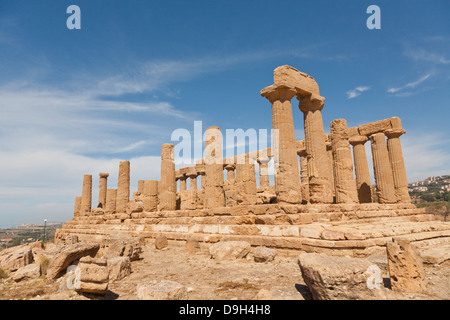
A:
[55, 203, 450, 258]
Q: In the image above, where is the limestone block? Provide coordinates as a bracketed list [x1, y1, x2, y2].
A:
[46, 242, 100, 279]
[107, 256, 131, 282]
[13, 263, 41, 282]
[186, 238, 201, 254]
[358, 118, 392, 137]
[0, 245, 33, 273]
[155, 235, 168, 250]
[253, 246, 277, 263]
[297, 253, 383, 300]
[137, 280, 188, 300]
[273, 65, 320, 96]
[74, 256, 109, 295]
[127, 201, 144, 214]
[386, 238, 427, 293]
[209, 241, 250, 260]
[116, 161, 130, 213]
[98, 234, 144, 261]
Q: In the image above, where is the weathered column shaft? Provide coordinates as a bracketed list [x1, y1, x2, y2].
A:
[137, 180, 145, 194]
[299, 94, 333, 204]
[350, 136, 373, 203]
[116, 161, 130, 213]
[159, 144, 177, 211]
[226, 166, 236, 182]
[261, 85, 302, 204]
[74, 196, 82, 216]
[105, 189, 117, 213]
[80, 174, 92, 214]
[330, 119, 358, 204]
[326, 140, 336, 198]
[386, 128, 411, 203]
[179, 178, 187, 192]
[370, 133, 396, 203]
[98, 173, 109, 208]
[204, 126, 225, 209]
[235, 155, 258, 205]
[258, 161, 270, 189]
[189, 176, 198, 190]
[298, 151, 310, 203]
[143, 180, 158, 212]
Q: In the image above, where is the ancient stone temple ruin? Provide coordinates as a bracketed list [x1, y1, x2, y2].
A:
[56, 66, 450, 257]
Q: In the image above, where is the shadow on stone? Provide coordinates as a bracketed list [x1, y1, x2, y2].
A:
[294, 283, 312, 300]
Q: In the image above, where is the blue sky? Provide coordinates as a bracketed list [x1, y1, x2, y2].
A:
[0, 0, 449, 227]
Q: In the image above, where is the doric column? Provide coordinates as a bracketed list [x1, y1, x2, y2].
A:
[330, 119, 358, 203]
[204, 126, 225, 208]
[298, 148, 309, 203]
[349, 135, 373, 203]
[159, 144, 177, 211]
[261, 84, 302, 204]
[325, 136, 336, 199]
[143, 180, 158, 212]
[98, 173, 109, 209]
[137, 180, 145, 194]
[235, 154, 258, 205]
[80, 174, 92, 214]
[386, 117, 411, 203]
[298, 93, 333, 203]
[225, 164, 236, 183]
[178, 175, 187, 192]
[105, 189, 117, 214]
[370, 133, 396, 203]
[116, 161, 130, 213]
[74, 196, 82, 217]
[257, 160, 270, 189]
[189, 175, 198, 191]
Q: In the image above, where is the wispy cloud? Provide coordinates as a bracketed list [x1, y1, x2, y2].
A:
[405, 48, 450, 65]
[346, 86, 370, 99]
[387, 73, 432, 94]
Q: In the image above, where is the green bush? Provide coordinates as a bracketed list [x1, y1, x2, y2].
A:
[0, 268, 7, 279]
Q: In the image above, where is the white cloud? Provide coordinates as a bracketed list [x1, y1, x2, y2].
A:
[405, 48, 450, 65]
[387, 73, 432, 94]
[346, 86, 370, 99]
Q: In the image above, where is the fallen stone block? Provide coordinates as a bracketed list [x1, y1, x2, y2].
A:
[297, 252, 384, 300]
[253, 246, 276, 263]
[155, 235, 168, 250]
[13, 263, 41, 282]
[98, 234, 144, 261]
[386, 238, 427, 293]
[0, 245, 33, 273]
[185, 238, 200, 254]
[74, 256, 109, 295]
[137, 280, 187, 300]
[46, 242, 100, 279]
[107, 256, 131, 282]
[209, 241, 250, 260]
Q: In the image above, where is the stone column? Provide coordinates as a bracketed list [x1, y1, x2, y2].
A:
[298, 149, 310, 203]
[386, 117, 411, 203]
[98, 173, 109, 209]
[298, 93, 333, 203]
[225, 164, 236, 183]
[261, 84, 302, 204]
[325, 137, 336, 198]
[74, 196, 82, 216]
[349, 135, 373, 203]
[143, 180, 159, 212]
[204, 126, 225, 208]
[189, 175, 198, 191]
[137, 180, 145, 194]
[257, 160, 270, 189]
[105, 189, 117, 214]
[159, 144, 177, 211]
[370, 133, 396, 203]
[116, 161, 130, 213]
[330, 119, 358, 204]
[235, 154, 258, 205]
[80, 174, 92, 214]
[179, 175, 187, 192]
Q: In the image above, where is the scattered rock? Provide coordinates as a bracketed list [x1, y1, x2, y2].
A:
[253, 246, 276, 263]
[0, 245, 33, 273]
[64, 235, 79, 245]
[155, 235, 168, 250]
[386, 238, 427, 293]
[74, 256, 109, 295]
[46, 242, 100, 279]
[137, 280, 187, 300]
[185, 238, 200, 254]
[297, 253, 384, 300]
[13, 263, 41, 282]
[98, 234, 144, 261]
[107, 256, 131, 282]
[255, 285, 307, 300]
[420, 244, 450, 265]
[209, 241, 250, 260]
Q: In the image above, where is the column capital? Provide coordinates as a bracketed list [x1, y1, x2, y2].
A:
[99, 172, 109, 178]
[176, 173, 187, 181]
[385, 129, 406, 139]
[349, 135, 369, 146]
[298, 93, 325, 113]
[224, 163, 235, 171]
[260, 84, 296, 103]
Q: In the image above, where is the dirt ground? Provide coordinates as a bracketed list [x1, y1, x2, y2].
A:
[0, 243, 448, 300]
